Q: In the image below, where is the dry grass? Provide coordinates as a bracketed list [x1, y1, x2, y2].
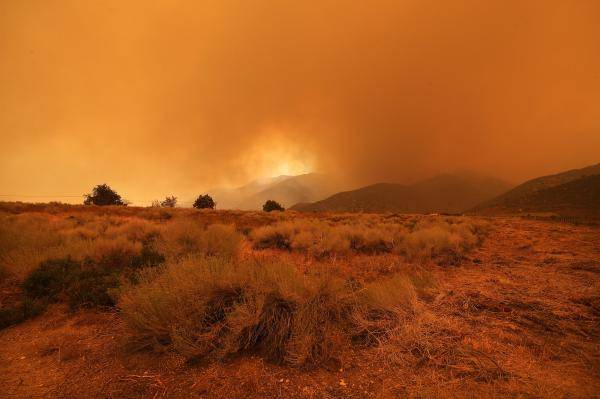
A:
[250, 216, 488, 261]
[117, 256, 421, 367]
[2, 203, 598, 398]
[156, 222, 242, 260]
[0, 211, 243, 280]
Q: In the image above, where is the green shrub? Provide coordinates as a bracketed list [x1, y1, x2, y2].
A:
[193, 194, 215, 209]
[84, 184, 127, 206]
[22, 258, 79, 302]
[65, 265, 121, 308]
[1, 245, 167, 330]
[263, 200, 284, 212]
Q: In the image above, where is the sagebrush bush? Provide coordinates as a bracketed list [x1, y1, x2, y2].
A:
[21, 245, 165, 311]
[250, 217, 488, 261]
[118, 256, 420, 367]
[0, 207, 486, 339]
[22, 258, 80, 302]
[0, 243, 166, 330]
[157, 222, 242, 259]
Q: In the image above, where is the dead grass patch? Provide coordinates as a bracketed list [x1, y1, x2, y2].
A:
[118, 256, 422, 367]
[250, 216, 488, 262]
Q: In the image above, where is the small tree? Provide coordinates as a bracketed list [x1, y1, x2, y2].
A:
[84, 184, 126, 206]
[263, 200, 284, 212]
[160, 196, 177, 208]
[193, 194, 215, 209]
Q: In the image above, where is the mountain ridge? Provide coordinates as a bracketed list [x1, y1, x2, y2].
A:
[291, 173, 512, 214]
[195, 173, 346, 210]
[475, 163, 600, 210]
[473, 163, 600, 217]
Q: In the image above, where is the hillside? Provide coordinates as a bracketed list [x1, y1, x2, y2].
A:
[204, 175, 291, 209]
[477, 163, 600, 209]
[291, 174, 511, 214]
[475, 174, 600, 217]
[201, 173, 345, 210]
[236, 173, 344, 209]
[473, 163, 600, 216]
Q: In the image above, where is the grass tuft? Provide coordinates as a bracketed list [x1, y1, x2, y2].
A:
[118, 256, 423, 367]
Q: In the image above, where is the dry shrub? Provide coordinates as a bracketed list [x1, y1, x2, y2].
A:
[157, 222, 242, 259]
[351, 275, 419, 345]
[400, 217, 488, 263]
[0, 213, 167, 278]
[250, 217, 488, 262]
[103, 218, 160, 242]
[0, 213, 77, 278]
[381, 312, 506, 383]
[402, 226, 461, 261]
[118, 256, 421, 367]
[199, 224, 243, 258]
[250, 222, 298, 250]
[0, 208, 242, 279]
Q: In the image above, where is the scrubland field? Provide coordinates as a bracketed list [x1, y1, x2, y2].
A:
[0, 203, 599, 398]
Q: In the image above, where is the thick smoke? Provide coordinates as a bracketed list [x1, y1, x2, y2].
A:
[1, 0, 599, 204]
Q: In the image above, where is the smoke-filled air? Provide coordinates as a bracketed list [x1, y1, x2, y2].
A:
[1, 3, 600, 398]
[1, 1, 599, 205]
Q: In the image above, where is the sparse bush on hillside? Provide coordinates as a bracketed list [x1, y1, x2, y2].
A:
[193, 194, 216, 209]
[84, 184, 127, 206]
[118, 256, 421, 367]
[263, 200, 284, 212]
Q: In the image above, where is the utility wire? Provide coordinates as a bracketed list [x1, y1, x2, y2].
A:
[0, 194, 152, 204]
[0, 194, 83, 198]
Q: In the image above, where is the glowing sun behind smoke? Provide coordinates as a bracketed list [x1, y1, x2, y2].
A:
[236, 130, 316, 183]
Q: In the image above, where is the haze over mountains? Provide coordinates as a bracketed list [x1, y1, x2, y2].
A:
[185, 163, 599, 216]
[196, 173, 346, 210]
[474, 163, 600, 217]
[291, 174, 512, 214]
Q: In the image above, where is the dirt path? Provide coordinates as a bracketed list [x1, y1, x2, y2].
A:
[1, 218, 599, 398]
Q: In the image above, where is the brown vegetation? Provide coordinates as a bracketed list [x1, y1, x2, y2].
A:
[250, 216, 487, 262]
[0, 203, 599, 398]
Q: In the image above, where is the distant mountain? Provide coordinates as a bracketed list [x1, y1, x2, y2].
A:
[476, 163, 600, 209]
[291, 174, 512, 214]
[202, 173, 345, 210]
[207, 175, 292, 209]
[237, 173, 344, 210]
[473, 164, 600, 216]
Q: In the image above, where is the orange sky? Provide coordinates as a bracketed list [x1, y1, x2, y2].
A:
[1, 0, 599, 205]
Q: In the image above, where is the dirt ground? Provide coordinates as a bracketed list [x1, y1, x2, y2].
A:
[1, 217, 599, 398]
